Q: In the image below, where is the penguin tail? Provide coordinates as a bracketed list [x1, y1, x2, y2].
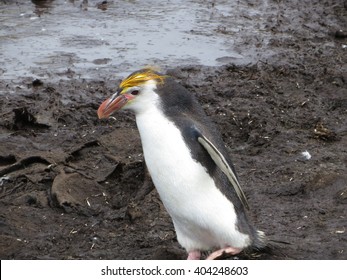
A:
[248, 231, 295, 259]
[251, 230, 268, 251]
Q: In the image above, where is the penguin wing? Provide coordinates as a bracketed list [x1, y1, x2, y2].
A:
[197, 134, 250, 210]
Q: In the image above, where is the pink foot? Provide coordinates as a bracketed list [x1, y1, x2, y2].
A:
[206, 247, 242, 260]
[187, 250, 201, 260]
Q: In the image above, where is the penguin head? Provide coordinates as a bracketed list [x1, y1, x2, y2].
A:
[97, 68, 167, 118]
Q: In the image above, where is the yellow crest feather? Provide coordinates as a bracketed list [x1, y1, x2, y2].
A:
[120, 68, 166, 89]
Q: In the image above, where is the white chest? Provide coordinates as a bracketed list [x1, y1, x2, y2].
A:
[136, 107, 212, 211]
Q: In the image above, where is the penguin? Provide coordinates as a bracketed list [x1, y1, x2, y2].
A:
[97, 68, 265, 260]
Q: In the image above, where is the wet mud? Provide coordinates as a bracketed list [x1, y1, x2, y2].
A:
[0, 0, 347, 259]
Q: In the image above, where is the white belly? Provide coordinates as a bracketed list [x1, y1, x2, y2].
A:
[135, 107, 250, 251]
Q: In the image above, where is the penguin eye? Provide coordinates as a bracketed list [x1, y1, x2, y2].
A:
[131, 90, 139, 96]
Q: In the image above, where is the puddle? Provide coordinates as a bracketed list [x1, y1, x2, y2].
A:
[0, 0, 273, 81]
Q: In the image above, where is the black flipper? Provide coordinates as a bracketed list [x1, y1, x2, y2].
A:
[197, 134, 250, 210]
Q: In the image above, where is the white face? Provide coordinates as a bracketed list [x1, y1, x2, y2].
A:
[97, 79, 161, 119]
[123, 80, 161, 115]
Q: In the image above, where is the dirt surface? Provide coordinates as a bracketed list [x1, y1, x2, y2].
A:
[1, 1, 347, 260]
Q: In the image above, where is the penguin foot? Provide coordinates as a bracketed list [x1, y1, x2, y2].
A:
[187, 250, 201, 260]
[206, 247, 242, 260]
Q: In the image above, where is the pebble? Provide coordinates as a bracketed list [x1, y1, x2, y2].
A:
[335, 30, 347, 39]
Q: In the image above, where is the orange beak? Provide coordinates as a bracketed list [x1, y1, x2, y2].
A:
[97, 93, 133, 119]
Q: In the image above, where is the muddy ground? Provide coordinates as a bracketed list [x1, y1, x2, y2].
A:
[1, 1, 347, 260]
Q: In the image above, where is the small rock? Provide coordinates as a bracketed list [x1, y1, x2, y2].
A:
[32, 79, 43, 87]
[97, 1, 108, 11]
[126, 202, 143, 221]
[335, 30, 347, 39]
[313, 122, 338, 141]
